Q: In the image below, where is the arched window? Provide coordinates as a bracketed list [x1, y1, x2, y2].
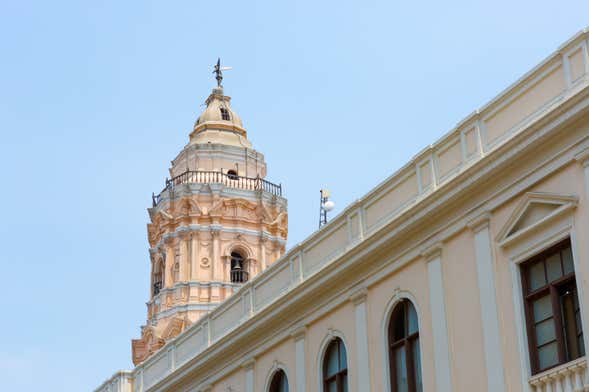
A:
[269, 369, 289, 392]
[220, 107, 231, 120]
[230, 251, 248, 283]
[323, 337, 348, 392]
[227, 169, 238, 180]
[388, 299, 422, 392]
[152, 259, 164, 296]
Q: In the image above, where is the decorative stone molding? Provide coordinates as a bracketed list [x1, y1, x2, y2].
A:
[421, 242, 443, 261]
[198, 383, 213, 392]
[575, 147, 589, 167]
[348, 287, 368, 305]
[466, 211, 491, 233]
[497, 192, 578, 247]
[240, 358, 256, 371]
[290, 325, 307, 341]
[528, 357, 588, 392]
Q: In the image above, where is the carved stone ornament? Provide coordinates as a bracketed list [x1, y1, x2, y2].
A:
[201, 257, 210, 268]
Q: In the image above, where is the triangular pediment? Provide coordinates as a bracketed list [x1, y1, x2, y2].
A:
[497, 192, 578, 246]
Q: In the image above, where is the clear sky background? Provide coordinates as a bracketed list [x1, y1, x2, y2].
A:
[0, 1, 588, 390]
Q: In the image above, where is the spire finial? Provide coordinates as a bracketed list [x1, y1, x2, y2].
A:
[212, 58, 232, 88]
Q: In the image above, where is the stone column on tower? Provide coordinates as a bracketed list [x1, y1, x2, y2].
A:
[131, 84, 288, 365]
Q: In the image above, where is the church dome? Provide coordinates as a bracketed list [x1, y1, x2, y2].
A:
[189, 87, 251, 148]
[193, 87, 244, 131]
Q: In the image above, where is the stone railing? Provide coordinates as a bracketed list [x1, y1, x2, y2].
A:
[96, 29, 589, 392]
[529, 357, 589, 392]
[95, 371, 133, 392]
[152, 170, 282, 206]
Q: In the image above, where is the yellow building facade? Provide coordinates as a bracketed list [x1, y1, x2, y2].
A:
[97, 29, 589, 392]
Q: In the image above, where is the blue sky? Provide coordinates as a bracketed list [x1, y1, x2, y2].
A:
[0, 1, 588, 390]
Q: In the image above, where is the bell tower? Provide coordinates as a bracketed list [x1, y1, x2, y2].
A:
[131, 68, 288, 365]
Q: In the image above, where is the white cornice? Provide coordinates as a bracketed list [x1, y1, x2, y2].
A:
[153, 226, 286, 251]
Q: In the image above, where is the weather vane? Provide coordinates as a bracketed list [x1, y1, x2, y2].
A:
[213, 58, 232, 88]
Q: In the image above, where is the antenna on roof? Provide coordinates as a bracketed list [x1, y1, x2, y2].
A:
[319, 189, 335, 228]
[212, 58, 233, 88]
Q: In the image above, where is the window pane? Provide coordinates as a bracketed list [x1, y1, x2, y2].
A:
[338, 341, 348, 371]
[408, 303, 418, 335]
[395, 347, 409, 392]
[325, 344, 339, 377]
[326, 380, 337, 392]
[533, 295, 553, 322]
[412, 339, 423, 392]
[392, 306, 406, 341]
[342, 374, 348, 392]
[561, 287, 583, 360]
[546, 253, 562, 282]
[535, 319, 556, 346]
[538, 342, 559, 370]
[270, 371, 288, 392]
[562, 247, 574, 275]
[528, 261, 546, 291]
[579, 335, 585, 357]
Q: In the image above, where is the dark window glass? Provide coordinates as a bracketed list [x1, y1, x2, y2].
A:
[269, 369, 289, 392]
[227, 170, 238, 180]
[389, 300, 422, 392]
[323, 338, 348, 392]
[220, 107, 231, 120]
[153, 260, 164, 296]
[521, 240, 585, 374]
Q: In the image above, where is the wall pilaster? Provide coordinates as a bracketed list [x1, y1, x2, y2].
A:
[191, 232, 199, 280]
[242, 359, 255, 392]
[468, 213, 506, 392]
[291, 326, 307, 392]
[423, 244, 453, 392]
[350, 288, 371, 392]
[211, 228, 221, 281]
[260, 237, 267, 271]
[164, 241, 175, 288]
[575, 148, 589, 202]
[179, 233, 190, 282]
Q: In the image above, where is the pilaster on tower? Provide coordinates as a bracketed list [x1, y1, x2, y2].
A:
[132, 82, 288, 365]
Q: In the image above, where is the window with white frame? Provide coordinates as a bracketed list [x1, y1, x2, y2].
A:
[520, 239, 585, 374]
[388, 299, 423, 392]
[323, 337, 348, 392]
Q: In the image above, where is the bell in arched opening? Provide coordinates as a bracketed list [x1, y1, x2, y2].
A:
[230, 251, 248, 283]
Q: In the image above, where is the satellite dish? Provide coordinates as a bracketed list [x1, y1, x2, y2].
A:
[323, 200, 335, 211]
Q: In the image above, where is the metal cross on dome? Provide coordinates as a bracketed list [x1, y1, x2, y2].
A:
[213, 58, 232, 88]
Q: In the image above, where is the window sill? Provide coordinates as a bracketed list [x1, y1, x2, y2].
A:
[529, 356, 588, 392]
